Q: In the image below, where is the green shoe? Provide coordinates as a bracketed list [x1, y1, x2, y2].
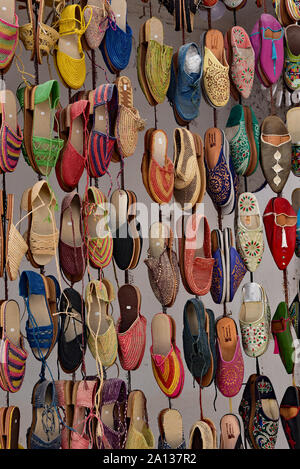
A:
[225, 104, 260, 177]
[272, 302, 295, 375]
[284, 24, 300, 92]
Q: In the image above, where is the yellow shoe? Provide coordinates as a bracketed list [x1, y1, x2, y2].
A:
[54, 4, 91, 90]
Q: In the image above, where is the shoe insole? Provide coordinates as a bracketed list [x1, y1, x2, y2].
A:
[240, 302, 262, 323]
[220, 415, 240, 449]
[0, 90, 17, 133]
[191, 427, 203, 449]
[72, 382, 85, 435]
[0, 0, 14, 24]
[110, 0, 127, 33]
[145, 16, 163, 44]
[205, 29, 224, 64]
[94, 104, 107, 134]
[151, 130, 167, 168]
[163, 409, 183, 449]
[205, 128, 222, 169]
[5, 407, 20, 450]
[118, 284, 139, 333]
[194, 217, 205, 258]
[262, 134, 290, 146]
[31, 184, 55, 266]
[28, 284, 52, 358]
[61, 197, 82, 247]
[240, 214, 260, 230]
[64, 309, 82, 343]
[88, 284, 109, 335]
[34, 386, 60, 444]
[186, 302, 199, 336]
[34, 98, 53, 176]
[66, 105, 84, 155]
[117, 76, 133, 108]
[3, 300, 20, 347]
[152, 314, 171, 357]
[102, 403, 115, 430]
[276, 214, 297, 227]
[128, 391, 145, 434]
[58, 24, 81, 61]
[216, 317, 237, 362]
[262, 399, 279, 421]
[263, 28, 283, 40]
[287, 108, 300, 143]
[149, 222, 168, 258]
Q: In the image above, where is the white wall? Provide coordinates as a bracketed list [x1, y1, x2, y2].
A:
[2, 0, 299, 449]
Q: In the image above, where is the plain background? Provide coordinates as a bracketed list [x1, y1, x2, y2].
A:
[1, 0, 299, 449]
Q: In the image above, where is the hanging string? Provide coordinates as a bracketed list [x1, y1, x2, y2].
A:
[199, 386, 204, 420]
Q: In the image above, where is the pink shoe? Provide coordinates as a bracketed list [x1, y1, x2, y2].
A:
[55, 380, 74, 450]
[216, 317, 244, 398]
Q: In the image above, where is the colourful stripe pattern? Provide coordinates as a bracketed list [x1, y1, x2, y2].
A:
[0, 123, 23, 173]
[151, 345, 185, 398]
[0, 336, 27, 393]
[0, 16, 18, 68]
[117, 315, 147, 371]
[87, 84, 117, 178]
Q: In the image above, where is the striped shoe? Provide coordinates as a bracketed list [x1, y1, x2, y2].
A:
[0, 90, 22, 173]
[0, 301, 27, 393]
[0, 9, 18, 72]
[83, 186, 113, 270]
[150, 313, 185, 399]
[87, 84, 118, 178]
[116, 284, 147, 371]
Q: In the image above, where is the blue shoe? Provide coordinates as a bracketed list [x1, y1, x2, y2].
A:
[100, 3, 132, 74]
[19, 271, 60, 361]
[167, 42, 202, 125]
[211, 229, 226, 304]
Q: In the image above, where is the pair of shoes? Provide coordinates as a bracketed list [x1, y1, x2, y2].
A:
[224, 26, 255, 101]
[225, 105, 260, 177]
[167, 42, 202, 125]
[0, 406, 20, 449]
[158, 408, 186, 449]
[260, 115, 291, 193]
[17, 80, 64, 177]
[280, 385, 300, 449]
[216, 316, 244, 398]
[55, 378, 98, 449]
[263, 196, 296, 270]
[236, 192, 264, 273]
[239, 374, 280, 449]
[189, 419, 217, 449]
[125, 389, 155, 449]
[183, 297, 216, 387]
[174, 128, 206, 208]
[19, 270, 60, 361]
[272, 301, 294, 374]
[27, 380, 61, 449]
[137, 17, 173, 106]
[0, 89, 23, 174]
[178, 212, 214, 296]
[150, 313, 185, 399]
[116, 284, 147, 371]
[141, 129, 174, 204]
[219, 414, 244, 449]
[100, 0, 132, 74]
[202, 29, 230, 108]
[86, 278, 117, 368]
[110, 189, 142, 271]
[286, 107, 300, 177]
[211, 227, 246, 304]
[250, 13, 284, 88]
[144, 222, 180, 308]
[58, 288, 87, 375]
[0, 301, 27, 393]
[239, 282, 271, 358]
[204, 128, 237, 216]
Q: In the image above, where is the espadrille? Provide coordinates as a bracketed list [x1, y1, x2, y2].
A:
[158, 409, 186, 449]
[0, 89, 22, 174]
[0, 0, 18, 72]
[125, 390, 155, 449]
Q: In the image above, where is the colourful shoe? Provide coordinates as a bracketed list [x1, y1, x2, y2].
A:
[239, 282, 271, 358]
[0, 89, 22, 173]
[84, 0, 109, 50]
[210, 228, 226, 304]
[284, 24, 300, 91]
[150, 313, 184, 399]
[225, 105, 260, 176]
[216, 316, 244, 398]
[70, 379, 98, 449]
[83, 186, 113, 270]
[224, 26, 255, 100]
[224, 227, 247, 303]
[236, 192, 264, 272]
[125, 390, 155, 449]
[0, 0, 18, 72]
[87, 84, 118, 178]
[272, 301, 295, 374]
[116, 284, 147, 371]
[220, 414, 244, 449]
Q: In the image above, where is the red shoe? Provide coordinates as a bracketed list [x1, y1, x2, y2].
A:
[116, 284, 147, 371]
[55, 100, 90, 192]
[263, 197, 297, 270]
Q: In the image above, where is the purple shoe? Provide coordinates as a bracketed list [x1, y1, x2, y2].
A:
[224, 227, 247, 303]
[250, 14, 284, 87]
[211, 229, 226, 305]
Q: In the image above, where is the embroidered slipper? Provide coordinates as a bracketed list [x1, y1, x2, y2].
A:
[158, 408, 186, 449]
[110, 189, 134, 271]
[83, 186, 113, 270]
[116, 284, 147, 371]
[210, 228, 226, 304]
[0, 89, 23, 174]
[87, 84, 118, 178]
[0, 0, 18, 72]
[125, 390, 155, 449]
[27, 380, 61, 449]
[19, 271, 60, 361]
[59, 192, 86, 284]
[220, 414, 243, 449]
[223, 227, 246, 303]
[3, 406, 20, 449]
[21, 180, 59, 268]
[283, 24, 300, 91]
[55, 100, 90, 192]
[0, 300, 27, 393]
[224, 26, 255, 100]
[202, 29, 230, 108]
[36, 0, 59, 64]
[286, 106, 300, 177]
[55, 380, 74, 449]
[150, 313, 185, 398]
